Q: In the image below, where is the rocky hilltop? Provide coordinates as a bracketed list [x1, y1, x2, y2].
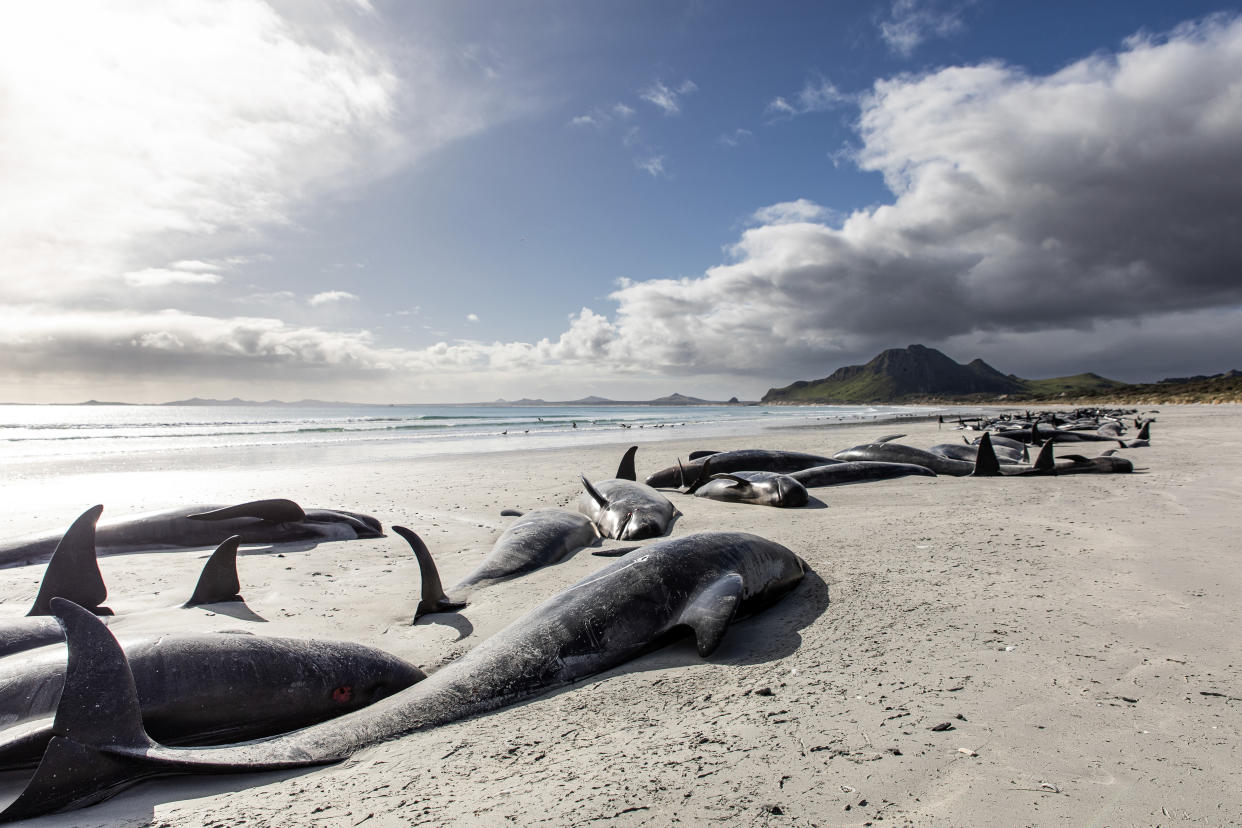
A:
[762, 345, 1126, 403]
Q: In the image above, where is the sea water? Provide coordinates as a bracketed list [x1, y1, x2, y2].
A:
[0, 402, 937, 480]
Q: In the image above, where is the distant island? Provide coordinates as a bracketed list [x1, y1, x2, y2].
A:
[763, 344, 1242, 404]
[155, 392, 749, 407]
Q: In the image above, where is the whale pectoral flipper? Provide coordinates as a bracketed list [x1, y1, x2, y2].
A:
[186, 499, 307, 524]
[711, 474, 757, 496]
[687, 450, 719, 460]
[0, 598, 159, 823]
[27, 505, 108, 617]
[183, 536, 243, 607]
[590, 545, 640, 558]
[679, 574, 744, 657]
[580, 475, 608, 508]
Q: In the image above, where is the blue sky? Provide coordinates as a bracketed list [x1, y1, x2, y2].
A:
[2, 1, 1240, 402]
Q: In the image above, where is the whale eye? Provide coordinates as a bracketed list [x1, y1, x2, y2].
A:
[332, 685, 353, 704]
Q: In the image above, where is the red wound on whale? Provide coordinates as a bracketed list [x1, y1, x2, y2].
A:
[332, 685, 353, 704]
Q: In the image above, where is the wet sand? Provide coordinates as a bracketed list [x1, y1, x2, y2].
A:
[1, 404, 1239, 826]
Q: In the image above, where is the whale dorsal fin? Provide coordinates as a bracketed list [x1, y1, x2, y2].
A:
[393, 527, 466, 620]
[679, 574, 744, 657]
[1061, 454, 1091, 463]
[675, 458, 686, 489]
[184, 536, 243, 607]
[688, 450, 719, 460]
[1032, 440, 1055, 471]
[874, 433, 905, 443]
[685, 455, 712, 494]
[1136, 421, 1151, 440]
[971, 433, 1000, 477]
[187, 499, 306, 523]
[500, 508, 525, 517]
[614, 446, 638, 481]
[0, 598, 157, 822]
[28, 505, 107, 617]
[581, 475, 608, 508]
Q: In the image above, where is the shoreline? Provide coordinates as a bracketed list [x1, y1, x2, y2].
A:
[1, 404, 1239, 825]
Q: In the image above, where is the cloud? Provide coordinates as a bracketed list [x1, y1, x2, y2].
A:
[750, 200, 835, 225]
[536, 15, 1242, 383]
[124, 268, 223, 288]
[879, 0, 970, 57]
[718, 128, 754, 148]
[309, 291, 360, 306]
[0, 1, 520, 308]
[466, 313, 479, 322]
[638, 79, 697, 115]
[765, 76, 849, 118]
[635, 156, 667, 177]
[568, 101, 636, 129]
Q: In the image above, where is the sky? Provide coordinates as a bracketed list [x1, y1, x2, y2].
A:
[2, 0, 1241, 404]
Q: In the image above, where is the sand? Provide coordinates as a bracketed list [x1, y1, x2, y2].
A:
[1, 404, 1240, 826]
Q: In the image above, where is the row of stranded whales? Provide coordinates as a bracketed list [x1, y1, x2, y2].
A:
[0, 532, 807, 820]
[0, 498, 383, 568]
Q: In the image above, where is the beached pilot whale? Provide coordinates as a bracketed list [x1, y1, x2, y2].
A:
[2, 507, 250, 658]
[450, 508, 600, 594]
[694, 471, 809, 508]
[578, 447, 678, 540]
[0, 499, 383, 568]
[790, 461, 937, 487]
[645, 449, 839, 490]
[0, 630, 424, 770]
[0, 532, 805, 820]
[832, 441, 975, 477]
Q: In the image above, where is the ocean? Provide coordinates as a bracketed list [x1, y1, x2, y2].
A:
[0, 402, 938, 480]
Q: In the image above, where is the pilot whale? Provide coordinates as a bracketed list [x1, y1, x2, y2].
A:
[451, 508, 599, 594]
[645, 450, 838, 489]
[1, 532, 806, 820]
[577, 447, 677, 540]
[0, 499, 382, 568]
[0, 631, 424, 770]
[2, 507, 249, 658]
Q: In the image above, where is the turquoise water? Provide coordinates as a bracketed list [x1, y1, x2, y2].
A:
[0, 402, 936, 476]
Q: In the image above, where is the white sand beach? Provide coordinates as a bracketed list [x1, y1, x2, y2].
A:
[1, 404, 1240, 826]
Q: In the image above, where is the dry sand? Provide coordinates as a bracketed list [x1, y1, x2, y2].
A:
[1, 404, 1240, 826]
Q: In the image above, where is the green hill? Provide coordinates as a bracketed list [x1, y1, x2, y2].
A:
[762, 345, 1129, 403]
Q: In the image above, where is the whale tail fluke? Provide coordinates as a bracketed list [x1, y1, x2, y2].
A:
[0, 597, 159, 822]
[394, 527, 467, 620]
[27, 505, 108, 618]
[183, 536, 243, 607]
[615, 446, 638, 482]
[971, 433, 1001, 477]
